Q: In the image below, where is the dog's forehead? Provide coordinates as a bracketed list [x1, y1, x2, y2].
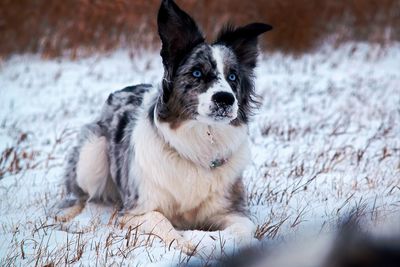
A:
[183, 44, 215, 67]
[210, 45, 237, 74]
[182, 44, 237, 73]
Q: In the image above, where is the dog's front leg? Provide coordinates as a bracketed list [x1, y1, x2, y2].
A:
[211, 213, 257, 246]
[120, 211, 196, 254]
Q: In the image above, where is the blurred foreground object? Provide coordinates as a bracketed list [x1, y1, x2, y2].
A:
[211, 215, 400, 267]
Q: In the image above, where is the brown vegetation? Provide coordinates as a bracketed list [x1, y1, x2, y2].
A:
[0, 0, 399, 57]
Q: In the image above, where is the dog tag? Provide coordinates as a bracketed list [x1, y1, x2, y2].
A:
[210, 158, 226, 169]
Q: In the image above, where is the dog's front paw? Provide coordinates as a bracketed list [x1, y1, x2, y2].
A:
[165, 234, 197, 255]
[225, 223, 258, 248]
[175, 239, 197, 255]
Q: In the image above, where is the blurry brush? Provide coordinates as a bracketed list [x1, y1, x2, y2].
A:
[199, 213, 400, 267]
[323, 215, 400, 267]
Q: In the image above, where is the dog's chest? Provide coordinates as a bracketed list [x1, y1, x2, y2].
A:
[131, 114, 250, 221]
[141, 153, 247, 225]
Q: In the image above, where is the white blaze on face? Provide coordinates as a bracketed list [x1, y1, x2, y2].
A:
[196, 45, 238, 124]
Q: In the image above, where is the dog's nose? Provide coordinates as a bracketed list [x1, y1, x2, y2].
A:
[212, 92, 235, 106]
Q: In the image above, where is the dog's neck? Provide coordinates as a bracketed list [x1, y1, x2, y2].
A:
[154, 110, 247, 170]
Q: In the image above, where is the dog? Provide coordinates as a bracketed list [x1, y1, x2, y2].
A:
[56, 0, 272, 254]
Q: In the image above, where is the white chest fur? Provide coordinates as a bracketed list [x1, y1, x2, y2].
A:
[129, 101, 250, 224]
[156, 119, 248, 170]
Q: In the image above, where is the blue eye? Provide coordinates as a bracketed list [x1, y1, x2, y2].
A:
[192, 70, 202, 78]
[228, 73, 237, 81]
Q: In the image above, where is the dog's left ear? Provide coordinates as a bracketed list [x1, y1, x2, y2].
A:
[158, 0, 205, 80]
[215, 23, 272, 69]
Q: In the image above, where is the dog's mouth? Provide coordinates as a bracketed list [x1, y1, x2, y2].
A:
[202, 106, 237, 123]
[211, 109, 235, 120]
[212, 104, 236, 118]
[214, 114, 234, 120]
[196, 100, 238, 124]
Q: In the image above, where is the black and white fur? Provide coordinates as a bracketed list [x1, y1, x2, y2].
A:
[58, 0, 272, 253]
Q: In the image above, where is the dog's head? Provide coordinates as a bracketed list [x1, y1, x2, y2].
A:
[156, 0, 272, 128]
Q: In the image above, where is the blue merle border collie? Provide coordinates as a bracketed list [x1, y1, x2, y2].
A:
[57, 0, 272, 253]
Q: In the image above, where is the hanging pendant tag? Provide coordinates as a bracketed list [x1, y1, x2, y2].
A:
[210, 158, 226, 169]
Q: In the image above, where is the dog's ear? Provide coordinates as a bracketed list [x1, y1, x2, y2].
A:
[215, 23, 272, 69]
[158, 0, 204, 90]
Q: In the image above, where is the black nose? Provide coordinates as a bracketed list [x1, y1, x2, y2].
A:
[212, 92, 235, 106]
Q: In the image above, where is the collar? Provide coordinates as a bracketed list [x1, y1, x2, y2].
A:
[154, 106, 231, 170]
[207, 125, 228, 169]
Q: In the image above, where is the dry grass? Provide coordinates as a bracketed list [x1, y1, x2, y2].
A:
[0, 132, 38, 179]
[0, 43, 399, 265]
[0, 126, 72, 180]
[1, 0, 400, 58]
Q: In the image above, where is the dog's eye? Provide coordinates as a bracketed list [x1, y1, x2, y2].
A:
[192, 70, 202, 78]
[228, 73, 237, 81]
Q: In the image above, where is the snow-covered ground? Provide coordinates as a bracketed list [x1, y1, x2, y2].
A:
[1, 43, 399, 266]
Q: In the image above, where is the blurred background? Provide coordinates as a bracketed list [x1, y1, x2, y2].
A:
[1, 1, 400, 266]
[1, 0, 399, 58]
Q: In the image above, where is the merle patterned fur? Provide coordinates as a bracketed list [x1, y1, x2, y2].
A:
[61, 0, 272, 227]
[63, 84, 152, 210]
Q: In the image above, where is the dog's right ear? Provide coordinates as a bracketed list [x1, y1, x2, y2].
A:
[215, 23, 272, 69]
[158, 0, 204, 99]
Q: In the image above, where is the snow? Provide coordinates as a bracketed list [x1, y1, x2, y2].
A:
[1, 43, 400, 265]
